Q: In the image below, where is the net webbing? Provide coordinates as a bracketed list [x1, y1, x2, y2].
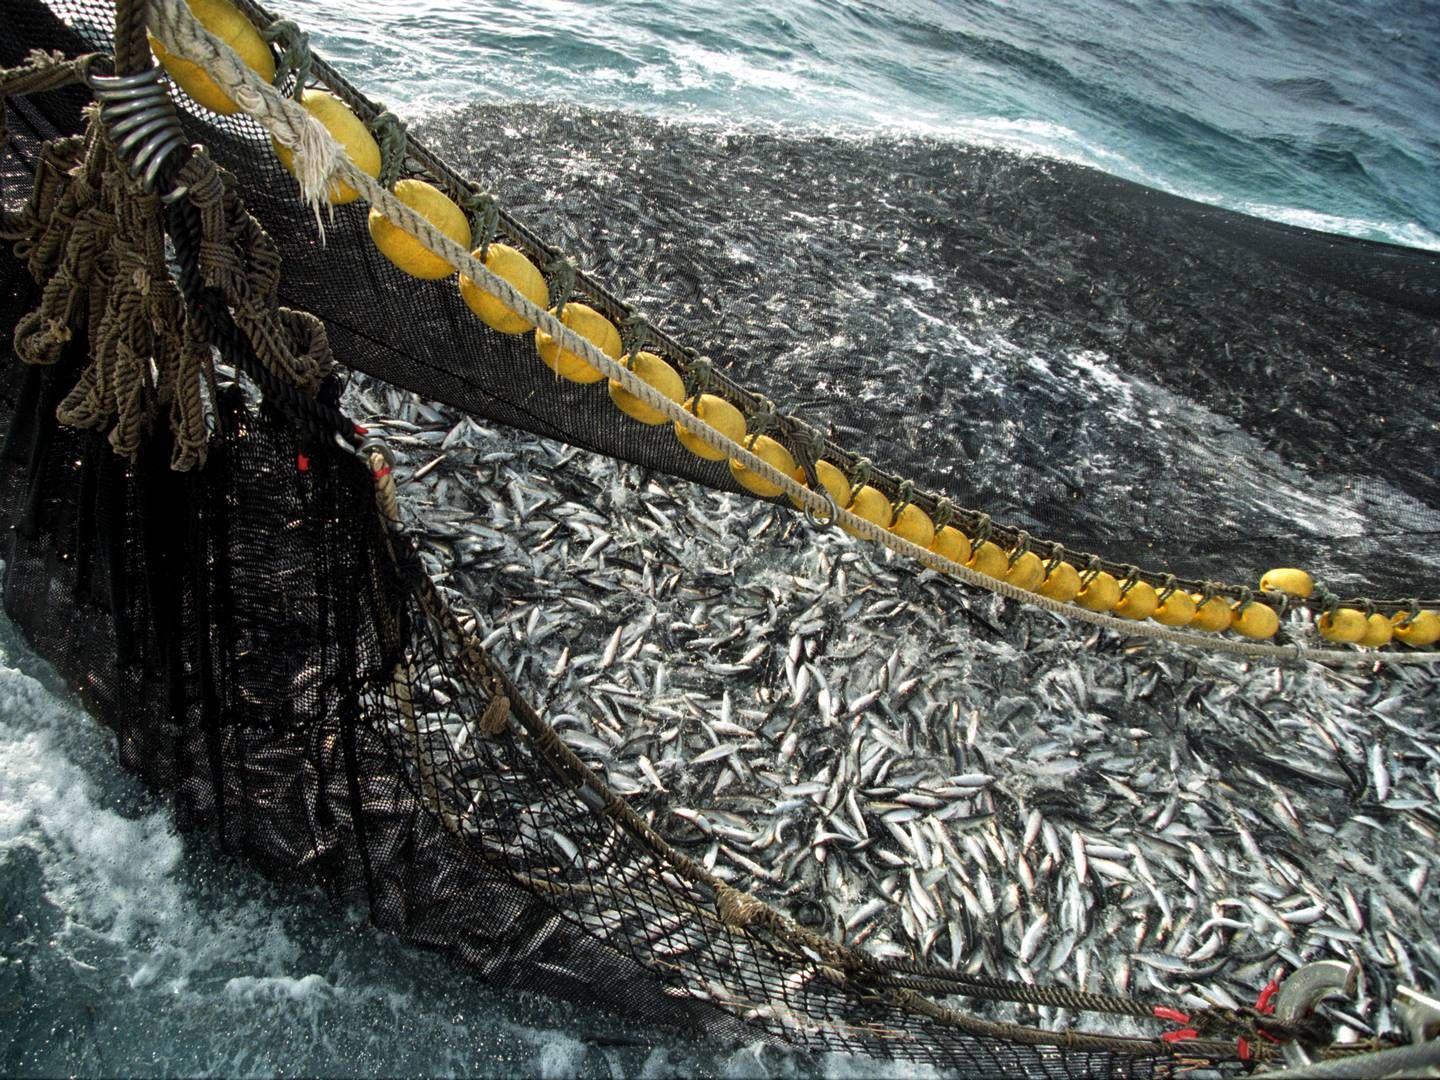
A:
[2, 1, 1437, 1075]
[0, 20, 1203, 1077]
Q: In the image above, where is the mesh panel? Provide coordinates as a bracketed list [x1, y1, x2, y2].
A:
[3, 0, 1434, 1074]
[0, 26, 1184, 1073]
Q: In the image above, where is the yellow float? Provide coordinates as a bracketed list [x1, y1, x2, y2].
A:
[675, 394, 747, 460]
[1004, 550, 1046, 591]
[1151, 589, 1196, 627]
[535, 303, 622, 383]
[271, 89, 380, 204]
[1317, 607, 1367, 644]
[788, 459, 852, 517]
[1190, 594, 1233, 632]
[1391, 609, 1440, 647]
[843, 485, 894, 538]
[928, 526, 971, 567]
[608, 351, 686, 424]
[1036, 560, 1081, 603]
[459, 243, 550, 334]
[1074, 571, 1120, 612]
[966, 540, 1009, 580]
[368, 178, 471, 280]
[1231, 600, 1279, 639]
[729, 434, 800, 497]
[1113, 580, 1159, 621]
[1259, 567, 1314, 599]
[890, 504, 936, 549]
[1358, 613, 1393, 648]
[149, 0, 275, 115]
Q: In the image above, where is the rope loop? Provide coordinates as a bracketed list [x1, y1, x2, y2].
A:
[545, 255, 576, 318]
[1079, 554, 1103, 587]
[463, 190, 500, 259]
[1198, 580, 1220, 605]
[366, 108, 408, 190]
[1008, 529, 1032, 567]
[893, 479, 915, 517]
[684, 353, 714, 400]
[1156, 573, 1177, 604]
[619, 312, 651, 359]
[1396, 600, 1421, 628]
[1045, 543, 1066, 575]
[932, 496, 954, 531]
[747, 396, 778, 436]
[1116, 564, 1141, 597]
[848, 456, 873, 491]
[260, 19, 312, 99]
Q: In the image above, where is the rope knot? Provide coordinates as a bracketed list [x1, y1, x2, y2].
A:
[715, 884, 761, 929]
[463, 191, 501, 258]
[546, 256, 576, 318]
[367, 108, 409, 190]
[261, 19, 313, 98]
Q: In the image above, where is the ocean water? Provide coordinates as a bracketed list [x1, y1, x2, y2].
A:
[4, 1, 1440, 1077]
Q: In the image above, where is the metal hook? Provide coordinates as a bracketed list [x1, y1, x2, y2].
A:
[1274, 960, 1360, 1070]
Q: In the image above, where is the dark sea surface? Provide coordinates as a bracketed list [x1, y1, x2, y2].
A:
[3, 1, 1439, 1077]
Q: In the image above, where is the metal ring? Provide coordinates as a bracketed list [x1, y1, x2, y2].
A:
[804, 491, 839, 530]
[128, 128, 189, 189]
[99, 95, 168, 121]
[116, 114, 178, 157]
[88, 66, 168, 94]
[107, 102, 176, 140]
[357, 439, 396, 469]
[130, 129, 185, 181]
[141, 136, 192, 195]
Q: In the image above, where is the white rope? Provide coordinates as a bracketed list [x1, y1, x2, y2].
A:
[145, 0, 1439, 669]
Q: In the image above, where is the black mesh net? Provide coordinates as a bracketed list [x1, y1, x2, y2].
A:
[2, 0, 1437, 1075]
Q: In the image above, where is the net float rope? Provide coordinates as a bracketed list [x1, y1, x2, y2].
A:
[145, 0, 1439, 668]
[196, 0, 1440, 638]
[215, 0, 1439, 637]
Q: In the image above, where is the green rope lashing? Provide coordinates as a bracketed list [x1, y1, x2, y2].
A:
[1156, 573, 1178, 604]
[367, 108, 408, 190]
[1009, 530, 1033, 567]
[932, 496, 955, 532]
[1116, 563, 1141, 597]
[747, 396, 778, 437]
[546, 256, 576, 318]
[260, 20, 312, 99]
[463, 191, 500, 259]
[684, 354, 713, 401]
[1396, 599, 1421, 628]
[892, 479, 915, 517]
[790, 421, 825, 489]
[847, 456, 873, 491]
[1045, 542, 1067, 575]
[619, 313, 651, 364]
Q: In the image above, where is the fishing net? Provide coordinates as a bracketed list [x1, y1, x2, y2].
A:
[3, 0, 1438, 1076]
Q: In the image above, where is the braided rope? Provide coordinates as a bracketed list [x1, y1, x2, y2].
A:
[143, 0, 1439, 669]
